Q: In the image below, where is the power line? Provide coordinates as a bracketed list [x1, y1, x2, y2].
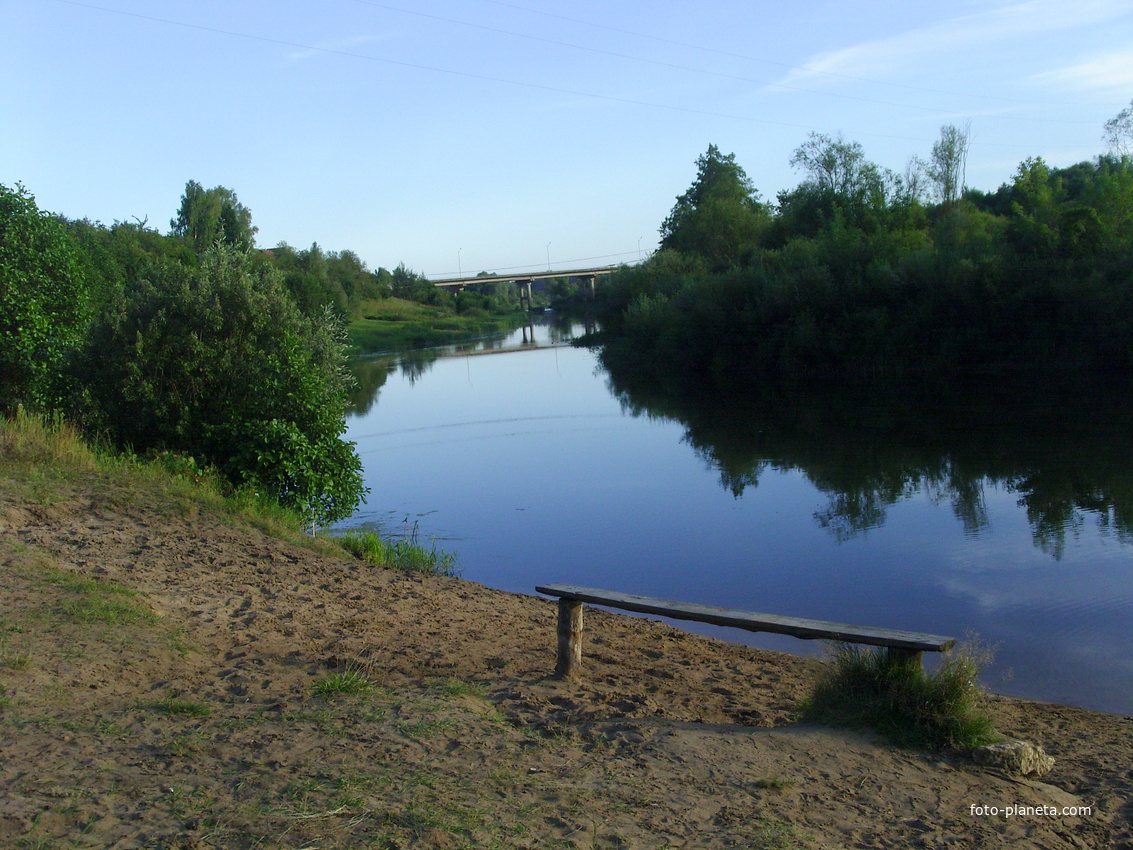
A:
[352, 0, 1099, 126]
[477, 0, 1111, 113]
[346, 0, 1005, 120]
[51, 0, 1069, 150]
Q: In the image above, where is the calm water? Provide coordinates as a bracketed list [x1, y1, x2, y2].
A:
[342, 320, 1133, 715]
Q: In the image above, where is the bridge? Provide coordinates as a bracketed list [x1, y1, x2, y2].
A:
[428, 264, 624, 309]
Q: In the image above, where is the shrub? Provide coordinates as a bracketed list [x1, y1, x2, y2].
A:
[802, 640, 1000, 751]
[81, 245, 365, 525]
[0, 183, 90, 412]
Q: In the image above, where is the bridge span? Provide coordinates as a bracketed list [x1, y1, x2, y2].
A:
[428, 264, 624, 308]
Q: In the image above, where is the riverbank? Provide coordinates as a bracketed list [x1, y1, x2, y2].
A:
[347, 297, 528, 355]
[1, 440, 1129, 847]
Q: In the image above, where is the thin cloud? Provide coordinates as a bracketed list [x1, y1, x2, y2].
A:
[288, 34, 384, 62]
[775, 0, 1131, 90]
[1035, 51, 1133, 93]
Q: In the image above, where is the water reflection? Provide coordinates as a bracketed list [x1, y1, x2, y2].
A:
[602, 363, 1133, 559]
[348, 315, 590, 416]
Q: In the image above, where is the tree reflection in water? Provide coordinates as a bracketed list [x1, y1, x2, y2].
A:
[603, 360, 1133, 559]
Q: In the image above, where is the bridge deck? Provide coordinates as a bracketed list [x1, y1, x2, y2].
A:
[430, 265, 622, 288]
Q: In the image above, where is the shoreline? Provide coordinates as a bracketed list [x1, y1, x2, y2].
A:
[2, 461, 1130, 847]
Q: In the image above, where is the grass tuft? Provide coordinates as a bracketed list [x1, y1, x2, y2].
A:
[313, 669, 375, 697]
[802, 640, 1000, 751]
[144, 696, 212, 717]
[337, 529, 459, 577]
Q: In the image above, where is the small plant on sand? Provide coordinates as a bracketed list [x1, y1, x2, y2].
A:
[336, 529, 459, 577]
[802, 640, 1000, 751]
[752, 777, 794, 791]
[437, 677, 484, 698]
[313, 669, 375, 697]
[143, 695, 212, 717]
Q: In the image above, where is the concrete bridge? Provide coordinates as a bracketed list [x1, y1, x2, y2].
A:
[429, 264, 623, 309]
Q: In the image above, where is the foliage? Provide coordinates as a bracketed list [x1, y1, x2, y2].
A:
[80, 245, 366, 525]
[1103, 98, 1133, 157]
[803, 641, 1000, 751]
[0, 183, 90, 412]
[659, 144, 769, 269]
[170, 180, 257, 253]
[926, 122, 972, 208]
[268, 241, 389, 317]
[597, 134, 1133, 387]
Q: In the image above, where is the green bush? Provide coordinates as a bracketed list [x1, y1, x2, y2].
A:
[81, 245, 365, 525]
[803, 641, 1000, 751]
[0, 183, 90, 412]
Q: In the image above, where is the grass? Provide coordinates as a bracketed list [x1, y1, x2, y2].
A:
[802, 640, 1000, 751]
[312, 669, 376, 697]
[752, 777, 795, 791]
[0, 410, 454, 577]
[347, 297, 526, 355]
[142, 695, 213, 717]
[52, 575, 156, 626]
[336, 528, 460, 577]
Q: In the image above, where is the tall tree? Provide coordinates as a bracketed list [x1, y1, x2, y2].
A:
[1103, 99, 1133, 157]
[927, 123, 971, 208]
[170, 180, 257, 253]
[789, 132, 885, 201]
[659, 144, 768, 269]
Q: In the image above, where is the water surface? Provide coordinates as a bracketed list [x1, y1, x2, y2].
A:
[342, 320, 1133, 715]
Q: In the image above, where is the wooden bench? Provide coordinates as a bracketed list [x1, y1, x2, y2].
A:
[535, 583, 955, 679]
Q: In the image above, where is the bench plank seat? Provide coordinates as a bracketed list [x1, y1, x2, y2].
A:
[536, 583, 955, 679]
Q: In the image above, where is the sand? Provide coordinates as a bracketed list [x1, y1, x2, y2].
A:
[1, 472, 1129, 848]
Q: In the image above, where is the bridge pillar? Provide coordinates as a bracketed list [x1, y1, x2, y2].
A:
[582, 275, 596, 301]
[516, 278, 534, 312]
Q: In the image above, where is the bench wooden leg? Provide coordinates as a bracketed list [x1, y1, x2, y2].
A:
[555, 599, 583, 679]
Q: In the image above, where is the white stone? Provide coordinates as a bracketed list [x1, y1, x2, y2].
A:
[972, 739, 1055, 776]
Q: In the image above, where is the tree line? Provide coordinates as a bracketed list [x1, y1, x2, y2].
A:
[2, 179, 505, 525]
[596, 105, 1133, 389]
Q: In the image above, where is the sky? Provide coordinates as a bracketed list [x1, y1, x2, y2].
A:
[4, 0, 1132, 279]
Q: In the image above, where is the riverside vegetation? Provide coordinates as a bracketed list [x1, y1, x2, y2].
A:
[594, 111, 1133, 390]
[1, 178, 533, 530]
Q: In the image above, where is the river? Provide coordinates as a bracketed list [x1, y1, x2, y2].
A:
[341, 318, 1133, 716]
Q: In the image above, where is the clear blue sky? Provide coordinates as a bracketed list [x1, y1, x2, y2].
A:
[4, 0, 1131, 278]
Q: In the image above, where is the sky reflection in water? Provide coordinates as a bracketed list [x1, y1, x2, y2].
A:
[343, 322, 1133, 715]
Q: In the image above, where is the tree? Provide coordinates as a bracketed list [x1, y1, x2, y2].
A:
[926, 123, 971, 208]
[1103, 99, 1133, 157]
[0, 183, 90, 412]
[659, 145, 768, 269]
[83, 245, 365, 524]
[789, 132, 886, 201]
[170, 180, 257, 253]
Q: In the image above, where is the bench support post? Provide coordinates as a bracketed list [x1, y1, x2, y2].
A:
[555, 598, 583, 679]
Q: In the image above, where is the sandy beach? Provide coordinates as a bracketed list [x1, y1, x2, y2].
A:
[1, 467, 1129, 848]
